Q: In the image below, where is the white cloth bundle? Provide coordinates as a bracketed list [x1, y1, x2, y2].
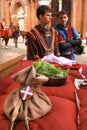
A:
[42, 53, 76, 66]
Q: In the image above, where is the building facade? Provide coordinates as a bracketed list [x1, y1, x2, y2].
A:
[0, 0, 87, 38]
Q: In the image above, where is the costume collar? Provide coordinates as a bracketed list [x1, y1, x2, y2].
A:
[35, 24, 51, 38]
[56, 23, 68, 30]
[35, 24, 50, 32]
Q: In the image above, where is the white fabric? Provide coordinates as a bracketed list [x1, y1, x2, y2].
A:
[42, 53, 76, 66]
[20, 86, 33, 100]
[74, 67, 87, 89]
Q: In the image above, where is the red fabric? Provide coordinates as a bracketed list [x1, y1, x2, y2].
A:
[80, 64, 87, 78]
[1, 28, 11, 37]
[69, 69, 83, 79]
[58, 25, 73, 41]
[0, 95, 78, 130]
[0, 60, 87, 130]
[5, 82, 19, 95]
[0, 75, 13, 95]
[0, 22, 11, 37]
[77, 89, 87, 130]
[30, 96, 78, 130]
[40, 75, 75, 102]
[48, 61, 81, 69]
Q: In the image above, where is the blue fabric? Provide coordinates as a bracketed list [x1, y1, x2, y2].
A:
[54, 24, 80, 61]
[71, 27, 80, 39]
[71, 28, 80, 60]
[71, 51, 75, 60]
[54, 25, 80, 40]
[54, 26, 68, 39]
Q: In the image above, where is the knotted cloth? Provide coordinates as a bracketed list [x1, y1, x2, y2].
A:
[3, 66, 52, 130]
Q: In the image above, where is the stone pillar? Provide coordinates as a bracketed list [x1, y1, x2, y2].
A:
[0, 0, 1, 22]
[0, 0, 5, 46]
[71, 0, 84, 38]
[58, 0, 62, 11]
[29, 0, 38, 30]
[71, 0, 77, 27]
[82, 0, 87, 39]
[0, 0, 1, 46]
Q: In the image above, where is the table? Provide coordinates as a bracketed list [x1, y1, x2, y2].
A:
[0, 53, 24, 80]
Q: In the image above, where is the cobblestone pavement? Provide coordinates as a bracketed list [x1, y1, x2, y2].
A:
[1, 36, 87, 64]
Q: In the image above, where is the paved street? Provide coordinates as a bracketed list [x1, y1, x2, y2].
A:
[75, 46, 87, 64]
[75, 40, 87, 64]
[0, 36, 27, 60]
[1, 36, 87, 64]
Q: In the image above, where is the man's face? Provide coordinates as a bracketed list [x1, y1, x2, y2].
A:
[58, 14, 68, 26]
[39, 12, 52, 26]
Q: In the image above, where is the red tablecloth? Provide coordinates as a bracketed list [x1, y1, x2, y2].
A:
[0, 60, 87, 130]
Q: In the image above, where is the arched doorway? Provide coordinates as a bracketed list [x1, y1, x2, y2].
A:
[10, 1, 25, 30]
[17, 7, 25, 31]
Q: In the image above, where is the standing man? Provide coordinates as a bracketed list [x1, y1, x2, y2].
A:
[54, 10, 83, 61]
[26, 5, 60, 60]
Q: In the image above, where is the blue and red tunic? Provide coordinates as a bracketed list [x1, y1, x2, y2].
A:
[54, 23, 80, 60]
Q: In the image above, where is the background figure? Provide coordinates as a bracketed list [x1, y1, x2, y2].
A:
[54, 10, 83, 61]
[12, 25, 20, 48]
[26, 5, 60, 60]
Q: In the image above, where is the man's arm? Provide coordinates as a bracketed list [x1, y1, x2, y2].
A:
[66, 38, 82, 47]
[66, 26, 82, 47]
[26, 32, 40, 60]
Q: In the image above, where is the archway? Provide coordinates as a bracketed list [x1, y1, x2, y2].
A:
[10, 1, 25, 30]
[17, 7, 25, 30]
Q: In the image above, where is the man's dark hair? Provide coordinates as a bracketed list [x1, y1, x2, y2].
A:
[36, 5, 52, 19]
[57, 10, 68, 18]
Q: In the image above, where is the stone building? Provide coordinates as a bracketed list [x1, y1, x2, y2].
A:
[0, 0, 87, 39]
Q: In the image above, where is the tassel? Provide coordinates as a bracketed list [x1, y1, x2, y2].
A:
[9, 121, 14, 130]
[25, 117, 30, 130]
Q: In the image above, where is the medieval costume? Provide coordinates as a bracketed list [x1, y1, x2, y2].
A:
[26, 24, 59, 60]
[54, 23, 82, 60]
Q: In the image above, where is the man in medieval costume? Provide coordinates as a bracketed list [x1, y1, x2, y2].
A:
[26, 5, 60, 60]
[54, 10, 83, 61]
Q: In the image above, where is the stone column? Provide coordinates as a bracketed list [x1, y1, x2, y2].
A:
[0, 0, 4, 46]
[58, 0, 62, 11]
[82, 0, 87, 39]
[0, 0, 1, 46]
[71, 0, 76, 26]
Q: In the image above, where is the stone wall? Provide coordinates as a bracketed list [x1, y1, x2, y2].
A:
[0, 0, 87, 39]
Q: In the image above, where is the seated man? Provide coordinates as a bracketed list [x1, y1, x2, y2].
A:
[26, 5, 60, 60]
[54, 10, 83, 61]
